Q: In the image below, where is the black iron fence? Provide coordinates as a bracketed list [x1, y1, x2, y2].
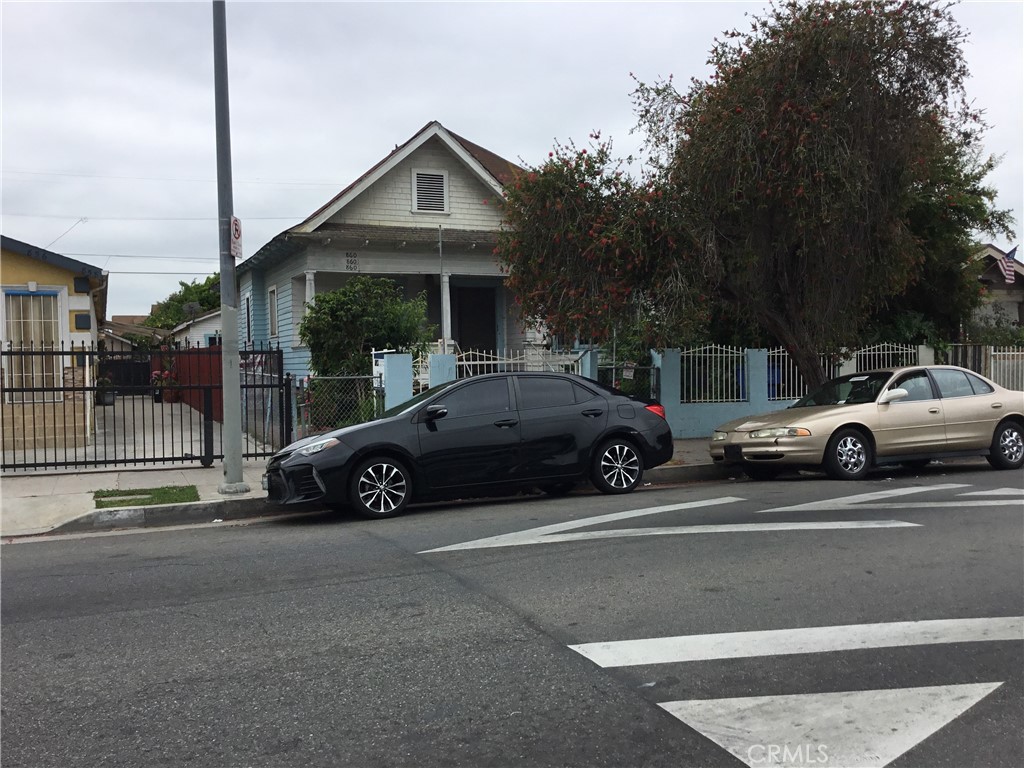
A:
[1, 342, 292, 472]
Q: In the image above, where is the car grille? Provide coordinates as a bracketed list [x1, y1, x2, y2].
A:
[293, 466, 325, 501]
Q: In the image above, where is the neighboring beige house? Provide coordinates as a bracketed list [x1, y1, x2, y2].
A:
[974, 243, 1023, 328]
[236, 121, 533, 378]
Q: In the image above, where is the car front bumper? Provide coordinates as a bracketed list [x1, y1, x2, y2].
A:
[709, 435, 825, 467]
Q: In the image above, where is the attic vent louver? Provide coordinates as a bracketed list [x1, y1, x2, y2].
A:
[414, 170, 448, 213]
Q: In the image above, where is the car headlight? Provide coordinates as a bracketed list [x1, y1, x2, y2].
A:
[297, 437, 341, 456]
[749, 427, 811, 439]
[712, 431, 728, 441]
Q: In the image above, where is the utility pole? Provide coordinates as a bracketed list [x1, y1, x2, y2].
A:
[213, 0, 248, 494]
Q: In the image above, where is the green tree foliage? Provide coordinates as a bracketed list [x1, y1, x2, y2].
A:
[144, 275, 221, 331]
[495, 138, 713, 350]
[298, 276, 435, 375]
[632, 0, 1011, 385]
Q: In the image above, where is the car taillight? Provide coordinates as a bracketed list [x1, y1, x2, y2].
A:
[645, 404, 666, 419]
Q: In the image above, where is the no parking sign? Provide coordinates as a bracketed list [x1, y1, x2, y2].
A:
[230, 216, 242, 259]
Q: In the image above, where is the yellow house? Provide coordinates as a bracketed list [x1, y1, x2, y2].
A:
[1, 235, 108, 453]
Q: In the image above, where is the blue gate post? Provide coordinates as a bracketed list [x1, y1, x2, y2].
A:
[651, 349, 683, 436]
[578, 347, 600, 381]
[428, 354, 457, 387]
[381, 353, 413, 410]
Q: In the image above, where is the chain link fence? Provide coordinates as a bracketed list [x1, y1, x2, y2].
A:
[295, 375, 382, 438]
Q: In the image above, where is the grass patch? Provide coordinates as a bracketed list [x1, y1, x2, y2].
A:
[94, 486, 200, 509]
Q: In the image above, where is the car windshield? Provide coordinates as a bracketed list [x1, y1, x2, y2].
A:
[790, 372, 893, 407]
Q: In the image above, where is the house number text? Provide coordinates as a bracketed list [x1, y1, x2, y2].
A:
[345, 252, 359, 271]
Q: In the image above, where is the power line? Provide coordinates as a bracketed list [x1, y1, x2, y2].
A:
[3, 213, 303, 221]
[3, 167, 340, 187]
[64, 252, 219, 261]
[106, 270, 218, 275]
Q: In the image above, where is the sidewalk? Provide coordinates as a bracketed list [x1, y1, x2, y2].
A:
[0, 438, 724, 539]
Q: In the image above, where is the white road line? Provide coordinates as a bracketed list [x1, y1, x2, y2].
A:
[759, 484, 973, 513]
[419, 497, 745, 553]
[448, 520, 918, 550]
[661, 683, 1003, 768]
[569, 616, 1024, 667]
[961, 487, 1024, 497]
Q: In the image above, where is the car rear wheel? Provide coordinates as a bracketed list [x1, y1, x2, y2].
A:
[350, 457, 411, 518]
[824, 428, 872, 480]
[592, 438, 644, 494]
[987, 421, 1024, 470]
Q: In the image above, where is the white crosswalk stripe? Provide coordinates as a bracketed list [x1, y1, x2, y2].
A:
[570, 617, 1023, 767]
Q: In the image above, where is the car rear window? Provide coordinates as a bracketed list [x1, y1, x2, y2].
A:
[932, 369, 976, 399]
[518, 377, 576, 410]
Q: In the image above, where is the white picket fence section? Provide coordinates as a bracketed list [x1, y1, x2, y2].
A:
[457, 348, 583, 378]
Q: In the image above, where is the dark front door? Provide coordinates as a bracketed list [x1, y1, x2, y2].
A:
[455, 287, 496, 350]
[416, 377, 520, 490]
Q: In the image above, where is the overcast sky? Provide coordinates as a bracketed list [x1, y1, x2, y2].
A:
[2, 0, 1021, 319]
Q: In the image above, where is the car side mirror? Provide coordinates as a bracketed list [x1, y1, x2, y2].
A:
[422, 404, 448, 421]
[879, 388, 908, 404]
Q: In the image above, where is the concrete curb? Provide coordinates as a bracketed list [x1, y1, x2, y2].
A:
[53, 495, 279, 534]
[24, 462, 728, 538]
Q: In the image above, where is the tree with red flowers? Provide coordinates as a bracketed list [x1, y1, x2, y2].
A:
[495, 138, 713, 350]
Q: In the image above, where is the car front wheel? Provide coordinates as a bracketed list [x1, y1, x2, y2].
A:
[824, 428, 872, 480]
[987, 421, 1024, 470]
[592, 438, 644, 494]
[350, 457, 411, 518]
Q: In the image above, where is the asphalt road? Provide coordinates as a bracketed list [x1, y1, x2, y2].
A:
[2, 462, 1022, 768]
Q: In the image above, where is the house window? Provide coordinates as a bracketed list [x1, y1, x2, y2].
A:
[412, 169, 448, 213]
[3, 290, 61, 403]
[268, 286, 278, 338]
[245, 295, 252, 344]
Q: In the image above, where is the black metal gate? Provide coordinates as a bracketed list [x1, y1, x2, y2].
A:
[1, 343, 292, 472]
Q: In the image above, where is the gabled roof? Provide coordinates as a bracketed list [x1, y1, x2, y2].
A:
[296, 121, 521, 233]
[238, 122, 522, 275]
[975, 243, 1023, 285]
[1, 234, 106, 277]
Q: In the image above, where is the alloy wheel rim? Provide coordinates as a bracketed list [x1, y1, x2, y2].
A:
[358, 463, 406, 514]
[836, 436, 866, 474]
[999, 427, 1024, 463]
[601, 444, 640, 489]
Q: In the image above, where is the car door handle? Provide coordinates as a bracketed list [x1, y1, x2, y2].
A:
[493, 419, 519, 428]
[581, 409, 603, 417]
[991, 403, 1003, 409]
[928, 407, 940, 414]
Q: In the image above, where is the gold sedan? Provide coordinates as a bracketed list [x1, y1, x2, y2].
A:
[709, 365, 1024, 480]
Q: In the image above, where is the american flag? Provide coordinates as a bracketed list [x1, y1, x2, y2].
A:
[1000, 246, 1018, 284]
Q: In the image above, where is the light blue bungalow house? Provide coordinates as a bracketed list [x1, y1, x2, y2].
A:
[235, 121, 540, 379]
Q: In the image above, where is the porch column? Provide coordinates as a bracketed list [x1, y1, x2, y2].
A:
[440, 272, 452, 353]
[304, 270, 316, 310]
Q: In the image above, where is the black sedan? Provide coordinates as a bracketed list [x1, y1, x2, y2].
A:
[263, 371, 674, 518]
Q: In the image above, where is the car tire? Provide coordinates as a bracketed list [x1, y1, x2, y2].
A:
[349, 457, 411, 518]
[743, 464, 782, 481]
[592, 438, 644, 494]
[823, 428, 872, 480]
[986, 420, 1024, 470]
